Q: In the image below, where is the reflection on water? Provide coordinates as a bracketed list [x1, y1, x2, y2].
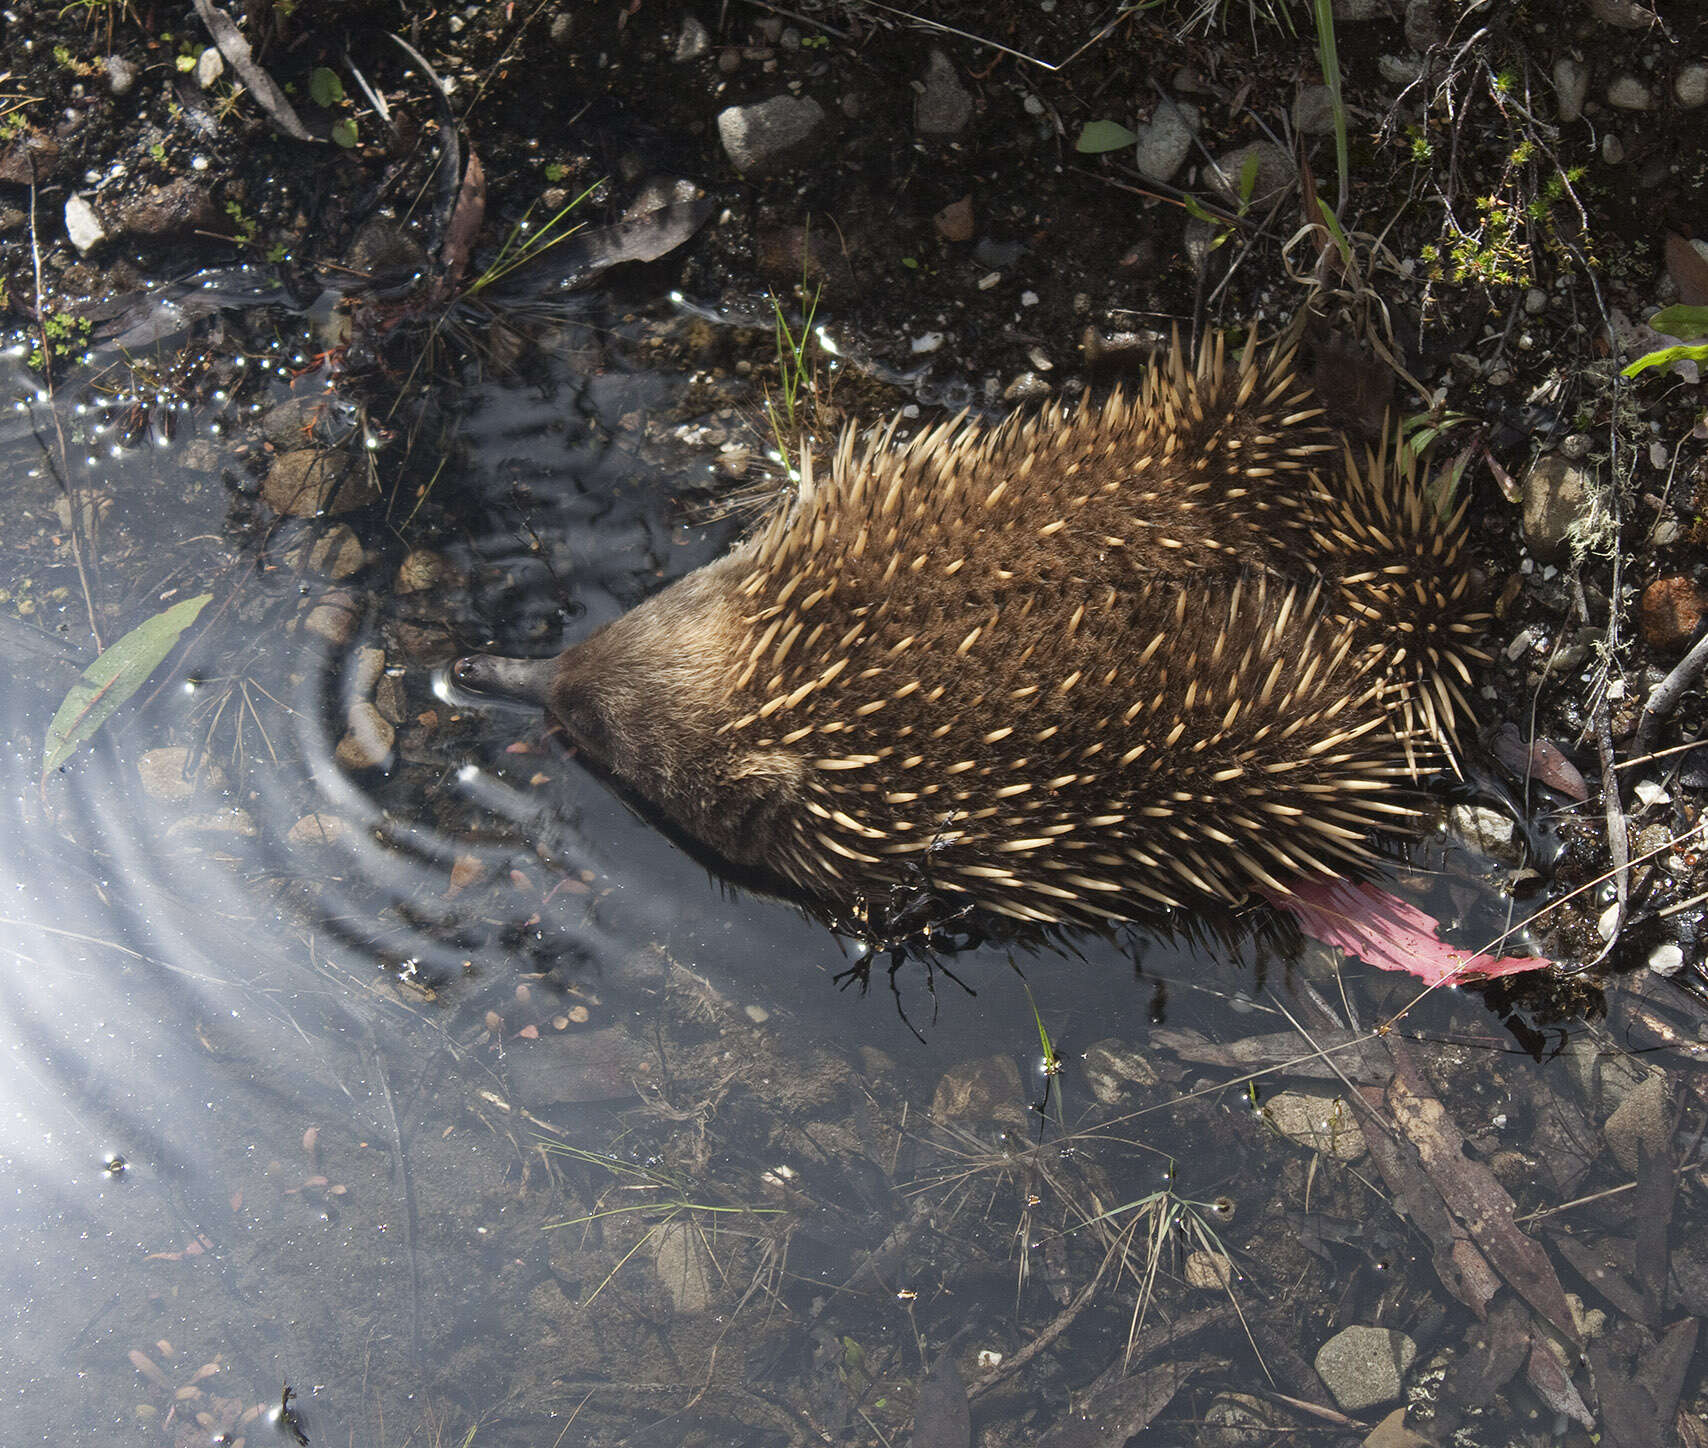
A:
[0, 297, 1657, 1447]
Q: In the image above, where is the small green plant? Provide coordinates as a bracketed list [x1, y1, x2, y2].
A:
[308, 67, 344, 106]
[762, 272, 822, 478]
[463, 182, 599, 297]
[223, 199, 256, 245]
[148, 140, 167, 164]
[1622, 305, 1708, 379]
[31, 310, 92, 370]
[543, 162, 567, 183]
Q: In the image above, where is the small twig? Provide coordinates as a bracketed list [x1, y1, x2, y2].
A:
[28, 185, 104, 651]
[1635, 628, 1708, 760]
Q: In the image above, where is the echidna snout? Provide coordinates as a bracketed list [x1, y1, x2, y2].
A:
[461, 330, 1486, 930]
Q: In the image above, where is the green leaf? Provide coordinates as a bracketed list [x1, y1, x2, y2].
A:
[42, 594, 212, 776]
[309, 67, 344, 107]
[331, 118, 359, 149]
[1237, 151, 1260, 206]
[1075, 119, 1138, 154]
[1648, 305, 1708, 340]
[1621, 342, 1708, 380]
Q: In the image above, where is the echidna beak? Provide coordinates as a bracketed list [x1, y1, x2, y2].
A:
[449, 653, 557, 707]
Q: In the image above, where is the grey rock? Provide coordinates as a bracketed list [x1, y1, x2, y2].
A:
[915, 49, 974, 138]
[1588, 0, 1659, 26]
[1553, 57, 1589, 123]
[1607, 75, 1653, 110]
[1293, 85, 1338, 136]
[194, 46, 224, 89]
[1205, 141, 1293, 209]
[1314, 1326, 1416, 1412]
[1522, 455, 1595, 562]
[1133, 96, 1199, 182]
[1450, 804, 1517, 854]
[1677, 63, 1708, 109]
[717, 94, 827, 176]
[675, 16, 710, 61]
[1404, 0, 1444, 48]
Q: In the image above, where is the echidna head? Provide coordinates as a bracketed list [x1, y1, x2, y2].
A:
[541, 561, 808, 869]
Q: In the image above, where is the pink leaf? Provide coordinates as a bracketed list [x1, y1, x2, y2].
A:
[1268, 878, 1549, 985]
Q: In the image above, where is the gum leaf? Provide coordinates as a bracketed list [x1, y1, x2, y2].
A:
[42, 594, 212, 776]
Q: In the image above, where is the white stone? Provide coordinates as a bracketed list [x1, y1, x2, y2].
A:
[64, 194, 106, 254]
[1648, 944, 1685, 976]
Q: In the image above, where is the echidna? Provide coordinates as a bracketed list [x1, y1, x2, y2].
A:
[454, 330, 1484, 931]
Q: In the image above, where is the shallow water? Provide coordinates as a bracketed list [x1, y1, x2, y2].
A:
[0, 297, 1669, 1447]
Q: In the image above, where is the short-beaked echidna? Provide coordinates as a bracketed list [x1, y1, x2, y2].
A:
[454, 330, 1484, 929]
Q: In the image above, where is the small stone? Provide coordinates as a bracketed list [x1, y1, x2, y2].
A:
[1403, 0, 1443, 48]
[104, 56, 137, 96]
[395, 548, 454, 592]
[1080, 1040, 1161, 1103]
[138, 747, 222, 802]
[1293, 85, 1338, 136]
[1588, 0, 1659, 26]
[1206, 142, 1293, 209]
[1184, 1251, 1232, 1289]
[1638, 576, 1708, 651]
[350, 646, 386, 700]
[1378, 53, 1420, 86]
[1449, 804, 1515, 852]
[674, 15, 710, 61]
[651, 1220, 714, 1313]
[1553, 57, 1589, 123]
[288, 813, 348, 846]
[1632, 779, 1671, 808]
[1263, 1091, 1364, 1161]
[1003, 372, 1051, 402]
[166, 807, 258, 840]
[64, 194, 107, 254]
[374, 674, 407, 723]
[1648, 944, 1685, 976]
[263, 448, 377, 516]
[194, 47, 224, 88]
[303, 589, 361, 645]
[1525, 287, 1548, 314]
[335, 702, 395, 770]
[717, 95, 827, 176]
[1601, 133, 1625, 165]
[1314, 1326, 1416, 1413]
[1677, 63, 1708, 109]
[1607, 75, 1653, 110]
[1521, 455, 1597, 562]
[1132, 96, 1199, 182]
[933, 195, 974, 242]
[931, 1055, 1029, 1130]
[915, 49, 974, 138]
[0, 132, 61, 185]
[305, 524, 365, 579]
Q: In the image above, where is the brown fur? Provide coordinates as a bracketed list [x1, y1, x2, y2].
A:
[536, 331, 1485, 927]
